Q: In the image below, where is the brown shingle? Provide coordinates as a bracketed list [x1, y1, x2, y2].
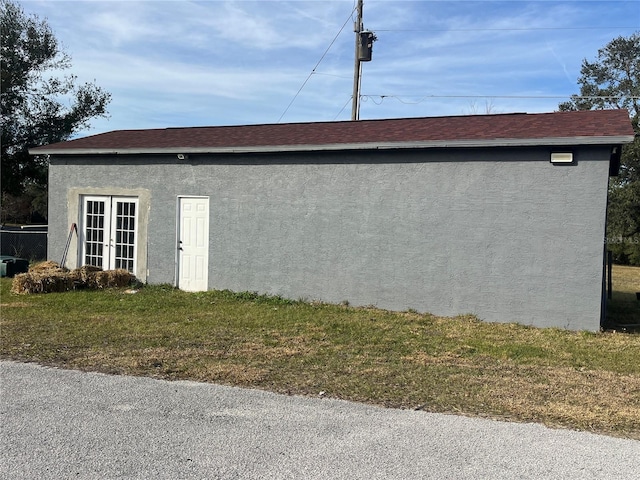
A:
[31, 110, 635, 153]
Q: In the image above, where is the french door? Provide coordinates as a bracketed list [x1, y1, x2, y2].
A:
[81, 196, 138, 272]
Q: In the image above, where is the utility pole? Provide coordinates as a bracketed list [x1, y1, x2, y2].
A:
[351, 0, 364, 121]
[351, 0, 376, 121]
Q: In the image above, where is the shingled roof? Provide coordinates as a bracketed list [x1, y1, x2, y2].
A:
[30, 109, 634, 156]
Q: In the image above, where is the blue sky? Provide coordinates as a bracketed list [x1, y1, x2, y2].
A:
[21, 0, 640, 136]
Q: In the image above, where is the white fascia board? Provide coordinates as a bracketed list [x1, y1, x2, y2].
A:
[29, 135, 634, 156]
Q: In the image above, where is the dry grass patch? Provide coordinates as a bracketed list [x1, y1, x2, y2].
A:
[401, 350, 640, 421]
[613, 265, 640, 292]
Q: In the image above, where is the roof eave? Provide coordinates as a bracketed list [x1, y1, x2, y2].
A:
[29, 135, 635, 156]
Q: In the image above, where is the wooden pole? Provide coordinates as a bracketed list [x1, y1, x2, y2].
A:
[351, 0, 363, 121]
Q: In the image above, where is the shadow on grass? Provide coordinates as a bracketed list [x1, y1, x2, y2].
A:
[605, 291, 640, 332]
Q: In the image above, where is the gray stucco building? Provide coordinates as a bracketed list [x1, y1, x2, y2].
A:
[31, 110, 634, 330]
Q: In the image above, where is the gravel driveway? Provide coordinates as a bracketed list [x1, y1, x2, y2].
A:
[1, 360, 638, 479]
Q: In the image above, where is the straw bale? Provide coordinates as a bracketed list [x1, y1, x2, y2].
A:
[11, 264, 135, 294]
[69, 265, 103, 287]
[11, 271, 74, 294]
[94, 269, 133, 288]
[28, 260, 67, 274]
[10, 273, 30, 294]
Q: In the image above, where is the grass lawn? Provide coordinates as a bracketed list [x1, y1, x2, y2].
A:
[1, 265, 639, 440]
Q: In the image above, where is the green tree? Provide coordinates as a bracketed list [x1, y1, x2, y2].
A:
[1, 0, 110, 222]
[559, 32, 640, 265]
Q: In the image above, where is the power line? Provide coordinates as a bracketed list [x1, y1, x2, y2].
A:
[361, 94, 640, 104]
[375, 27, 638, 32]
[333, 97, 353, 120]
[333, 94, 640, 120]
[276, 6, 356, 123]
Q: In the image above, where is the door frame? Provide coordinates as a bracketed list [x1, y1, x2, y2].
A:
[79, 195, 139, 272]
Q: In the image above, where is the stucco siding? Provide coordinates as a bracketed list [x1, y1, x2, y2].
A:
[48, 146, 611, 330]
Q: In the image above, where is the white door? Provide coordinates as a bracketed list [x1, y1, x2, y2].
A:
[82, 196, 138, 272]
[177, 197, 210, 291]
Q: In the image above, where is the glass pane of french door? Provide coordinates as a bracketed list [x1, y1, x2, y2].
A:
[113, 200, 137, 271]
[83, 197, 108, 269]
